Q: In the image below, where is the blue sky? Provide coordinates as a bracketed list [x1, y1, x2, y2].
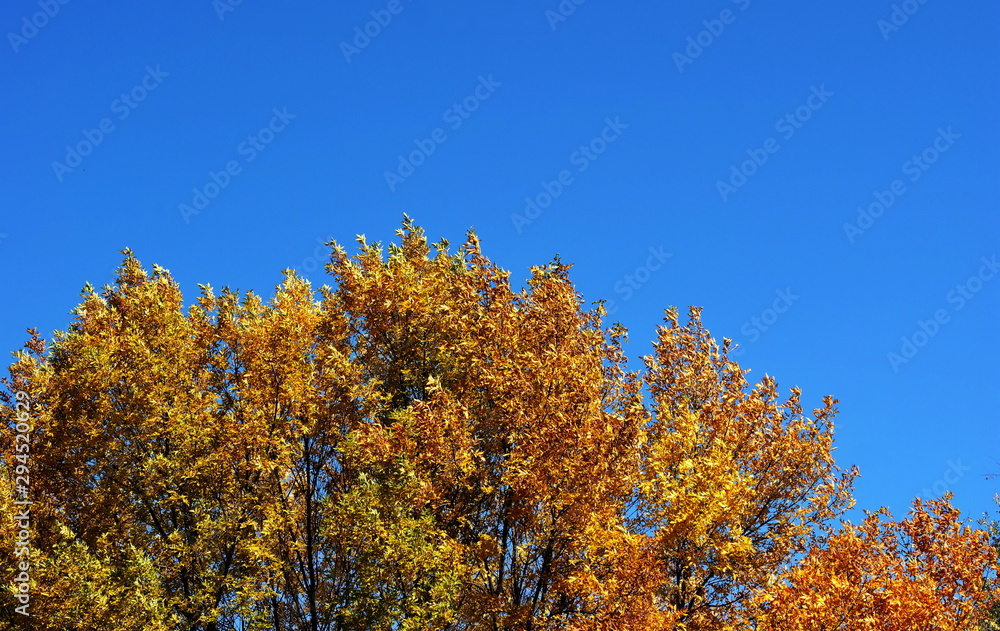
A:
[1, 0, 998, 525]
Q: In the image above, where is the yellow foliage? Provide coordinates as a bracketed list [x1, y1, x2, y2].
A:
[0, 220, 994, 630]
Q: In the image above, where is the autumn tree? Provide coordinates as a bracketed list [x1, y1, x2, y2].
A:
[629, 308, 856, 630]
[1, 218, 996, 630]
[977, 493, 1000, 631]
[756, 496, 997, 631]
[323, 228, 649, 629]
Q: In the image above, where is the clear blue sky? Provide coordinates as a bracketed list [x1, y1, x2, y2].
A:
[2, 1, 998, 525]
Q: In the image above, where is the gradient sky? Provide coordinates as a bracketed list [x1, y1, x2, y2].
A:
[2, 0, 998, 526]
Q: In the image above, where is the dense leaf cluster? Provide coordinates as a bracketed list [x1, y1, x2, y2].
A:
[1, 220, 996, 630]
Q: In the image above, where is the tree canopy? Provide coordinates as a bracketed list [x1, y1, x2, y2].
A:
[2, 219, 997, 630]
